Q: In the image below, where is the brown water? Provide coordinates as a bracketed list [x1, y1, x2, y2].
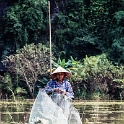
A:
[0, 100, 124, 124]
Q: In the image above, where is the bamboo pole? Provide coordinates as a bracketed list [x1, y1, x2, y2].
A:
[48, 1, 52, 74]
[0, 112, 1, 124]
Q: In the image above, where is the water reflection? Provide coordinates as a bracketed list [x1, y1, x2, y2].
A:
[0, 100, 33, 124]
[75, 101, 124, 124]
[0, 100, 124, 124]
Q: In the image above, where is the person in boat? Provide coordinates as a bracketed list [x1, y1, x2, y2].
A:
[45, 66, 74, 98]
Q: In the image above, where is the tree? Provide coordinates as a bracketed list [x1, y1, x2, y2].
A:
[0, 0, 48, 59]
[3, 43, 50, 98]
[109, 10, 124, 64]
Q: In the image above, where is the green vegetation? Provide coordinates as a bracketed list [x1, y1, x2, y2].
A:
[0, 0, 123, 100]
[1, 43, 50, 98]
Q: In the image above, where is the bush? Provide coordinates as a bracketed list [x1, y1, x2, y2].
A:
[2, 43, 50, 98]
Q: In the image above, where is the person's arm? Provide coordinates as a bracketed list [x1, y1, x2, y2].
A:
[45, 80, 59, 94]
[65, 81, 74, 98]
[45, 81, 54, 94]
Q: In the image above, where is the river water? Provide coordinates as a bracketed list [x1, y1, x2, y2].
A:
[0, 100, 124, 124]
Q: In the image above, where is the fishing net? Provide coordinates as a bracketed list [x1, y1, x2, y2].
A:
[28, 89, 82, 124]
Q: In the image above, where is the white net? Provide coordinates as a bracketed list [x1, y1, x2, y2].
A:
[28, 89, 82, 124]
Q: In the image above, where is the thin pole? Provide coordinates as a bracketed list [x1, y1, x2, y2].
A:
[48, 1, 52, 74]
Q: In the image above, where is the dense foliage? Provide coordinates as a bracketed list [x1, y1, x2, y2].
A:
[0, 0, 48, 59]
[1, 43, 50, 98]
[0, 0, 123, 99]
[0, 0, 124, 63]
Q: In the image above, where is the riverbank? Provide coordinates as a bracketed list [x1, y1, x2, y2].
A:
[73, 100, 124, 105]
[0, 99, 124, 105]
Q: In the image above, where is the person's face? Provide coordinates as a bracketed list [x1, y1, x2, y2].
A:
[56, 72, 65, 81]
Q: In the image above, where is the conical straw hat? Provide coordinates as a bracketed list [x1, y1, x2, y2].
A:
[50, 66, 72, 79]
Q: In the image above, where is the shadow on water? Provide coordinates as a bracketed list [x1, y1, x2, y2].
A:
[0, 100, 124, 124]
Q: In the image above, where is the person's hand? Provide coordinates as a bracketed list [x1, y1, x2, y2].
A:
[53, 88, 66, 96]
[59, 89, 66, 96]
[53, 88, 59, 92]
